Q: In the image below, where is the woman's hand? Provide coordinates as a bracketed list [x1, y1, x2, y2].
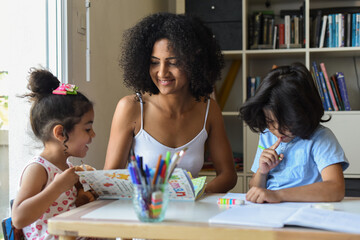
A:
[258, 138, 284, 174]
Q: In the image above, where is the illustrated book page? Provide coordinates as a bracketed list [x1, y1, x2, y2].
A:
[76, 168, 206, 201]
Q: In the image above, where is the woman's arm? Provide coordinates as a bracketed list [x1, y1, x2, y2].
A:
[204, 99, 237, 193]
[246, 163, 345, 203]
[104, 95, 139, 169]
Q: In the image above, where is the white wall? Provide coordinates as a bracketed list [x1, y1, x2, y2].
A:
[1, 0, 173, 200]
[0, 1, 46, 200]
[67, 0, 171, 169]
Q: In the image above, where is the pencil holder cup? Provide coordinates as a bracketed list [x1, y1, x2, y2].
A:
[132, 183, 169, 222]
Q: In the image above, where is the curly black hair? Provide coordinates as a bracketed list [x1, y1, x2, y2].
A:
[239, 62, 330, 139]
[120, 12, 224, 101]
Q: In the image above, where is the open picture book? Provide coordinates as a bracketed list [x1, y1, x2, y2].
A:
[76, 168, 206, 201]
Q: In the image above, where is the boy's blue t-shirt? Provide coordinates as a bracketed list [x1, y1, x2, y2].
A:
[251, 125, 349, 190]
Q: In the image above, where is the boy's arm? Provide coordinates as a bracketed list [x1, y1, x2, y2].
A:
[246, 163, 345, 203]
[276, 163, 345, 202]
[249, 171, 267, 189]
[249, 137, 283, 189]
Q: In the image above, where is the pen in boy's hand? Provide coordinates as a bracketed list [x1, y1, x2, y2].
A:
[258, 145, 283, 160]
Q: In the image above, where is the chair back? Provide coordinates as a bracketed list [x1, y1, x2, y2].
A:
[1, 199, 23, 240]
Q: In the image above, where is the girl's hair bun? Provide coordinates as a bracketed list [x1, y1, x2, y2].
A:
[27, 68, 60, 98]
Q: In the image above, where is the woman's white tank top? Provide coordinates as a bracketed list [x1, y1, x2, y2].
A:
[133, 97, 210, 177]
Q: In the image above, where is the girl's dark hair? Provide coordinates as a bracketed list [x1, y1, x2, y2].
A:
[120, 12, 224, 101]
[239, 62, 329, 139]
[23, 68, 93, 144]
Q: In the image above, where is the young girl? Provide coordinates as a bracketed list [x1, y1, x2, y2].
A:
[239, 62, 349, 203]
[11, 68, 96, 239]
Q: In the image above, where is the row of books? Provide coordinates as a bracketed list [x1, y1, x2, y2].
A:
[311, 62, 351, 111]
[248, 11, 305, 50]
[313, 11, 360, 48]
[248, 5, 360, 50]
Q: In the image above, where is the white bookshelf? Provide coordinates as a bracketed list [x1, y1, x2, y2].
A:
[178, 0, 360, 192]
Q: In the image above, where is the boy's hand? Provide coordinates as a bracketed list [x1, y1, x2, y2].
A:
[258, 138, 284, 174]
[246, 186, 281, 203]
[53, 167, 79, 194]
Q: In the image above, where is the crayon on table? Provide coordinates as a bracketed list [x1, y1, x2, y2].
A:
[217, 198, 245, 205]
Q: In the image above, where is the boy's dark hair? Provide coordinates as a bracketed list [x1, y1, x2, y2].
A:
[239, 62, 329, 139]
[23, 68, 93, 144]
[120, 12, 224, 101]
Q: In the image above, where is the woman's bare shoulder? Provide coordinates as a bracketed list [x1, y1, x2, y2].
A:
[115, 94, 139, 111]
[206, 97, 225, 129]
[112, 94, 141, 121]
[208, 97, 222, 116]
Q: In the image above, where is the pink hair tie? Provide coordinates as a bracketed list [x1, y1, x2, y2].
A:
[52, 83, 78, 95]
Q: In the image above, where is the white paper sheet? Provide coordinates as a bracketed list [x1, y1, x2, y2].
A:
[284, 207, 360, 234]
[209, 204, 298, 228]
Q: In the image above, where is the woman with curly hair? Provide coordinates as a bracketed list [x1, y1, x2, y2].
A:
[104, 12, 237, 193]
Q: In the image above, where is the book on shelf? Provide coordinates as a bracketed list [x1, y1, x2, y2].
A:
[294, 15, 300, 45]
[250, 77, 256, 97]
[249, 11, 262, 49]
[263, 16, 269, 45]
[311, 66, 326, 110]
[247, 76, 261, 99]
[346, 13, 352, 47]
[328, 13, 333, 47]
[76, 168, 206, 201]
[312, 62, 330, 110]
[246, 77, 251, 99]
[319, 71, 333, 111]
[330, 74, 344, 111]
[278, 23, 285, 46]
[334, 14, 339, 47]
[336, 13, 345, 47]
[319, 15, 328, 48]
[355, 13, 360, 47]
[320, 63, 338, 111]
[273, 25, 278, 49]
[335, 72, 351, 111]
[352, 13, 356, 47]
[313, 10, 322, 47]
[284, 15, 291, 45]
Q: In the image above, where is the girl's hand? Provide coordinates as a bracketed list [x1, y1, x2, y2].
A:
[52, 167, 79, 194]
[258, 138, 284, 174]
[246, 186, 281, 203]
